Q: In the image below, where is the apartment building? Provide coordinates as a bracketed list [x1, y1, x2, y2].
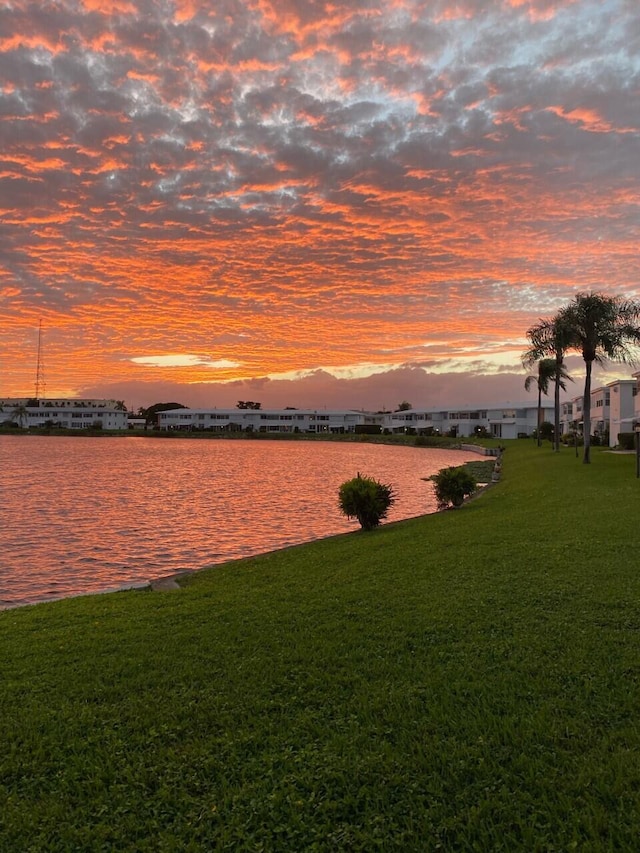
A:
[560, 400, 574, 436]
[386, 404, 554, 439]
[606, 380, 636, 446]
[0, 398, 128, 430]
[589, 386, 611, 440]
[158, 403, 552, 439]
[157, 408, 370, 434]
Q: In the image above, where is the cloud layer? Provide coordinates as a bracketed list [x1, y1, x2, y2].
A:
[1, 0, 639, 407]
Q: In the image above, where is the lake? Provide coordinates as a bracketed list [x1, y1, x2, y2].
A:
[0, 435, 480, 609]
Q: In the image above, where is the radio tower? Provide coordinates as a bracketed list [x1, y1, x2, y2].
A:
[34, 319, 45, 400]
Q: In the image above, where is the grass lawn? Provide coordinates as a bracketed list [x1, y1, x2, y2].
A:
[2, 441, 640, 850]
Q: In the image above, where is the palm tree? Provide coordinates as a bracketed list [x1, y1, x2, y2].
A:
[523, 315, 574, 452]
[561, 292, 640, 463]
[524, 358, 569, 446]
[12, 404, 28, 429]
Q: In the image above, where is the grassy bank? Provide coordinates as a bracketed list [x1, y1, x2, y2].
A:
[2, 442, 640, 850]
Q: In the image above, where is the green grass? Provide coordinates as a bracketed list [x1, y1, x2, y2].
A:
[2, 442, 640, 850]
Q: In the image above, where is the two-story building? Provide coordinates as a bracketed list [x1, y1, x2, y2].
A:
[157, 408, 371, 434]
[0, 398, 128, 430]
[385, 403, 554, 439]
[589, 386, 611, 441]
[560, 400, 574, 436]
[157, 403, 554, 439]
[606, 380, 636, 446]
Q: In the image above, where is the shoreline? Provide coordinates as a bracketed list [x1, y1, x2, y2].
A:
[1, 484, 499, 614]
[0, 442, 498, 613]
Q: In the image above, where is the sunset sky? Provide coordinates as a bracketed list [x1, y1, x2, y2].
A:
[2, 0, 639, 411]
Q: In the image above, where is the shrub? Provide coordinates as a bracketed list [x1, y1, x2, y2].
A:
[430, 466, 477, 510]
[532, 421, 554, 442]
[618, 432, 636, 450]
[562, 432, 583, 446]
[338, 473, 396, 531]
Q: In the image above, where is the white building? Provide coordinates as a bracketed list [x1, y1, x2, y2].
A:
[571, 394, 584, 432]
[0, 398, 128, 430]
[606, 379, 636, 447]
[157, 403, 552, 439]
[562, 381, 637, 447]
[560, 400, 574, 436]
[589, 386, 611, 441]
[632, 371, 640, 429]
[157, 408, 371, 434]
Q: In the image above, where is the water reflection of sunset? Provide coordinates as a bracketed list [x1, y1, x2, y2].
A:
[0, 436, 480, 608]
[2, 1, 639, 408]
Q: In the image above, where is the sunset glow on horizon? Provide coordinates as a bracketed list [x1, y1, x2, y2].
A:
[2, 0, 639, 410]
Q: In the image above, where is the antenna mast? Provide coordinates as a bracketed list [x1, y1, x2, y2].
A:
[35, 319, 45, 400]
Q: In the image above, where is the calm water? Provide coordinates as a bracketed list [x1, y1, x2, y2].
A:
[0, 436, 479, 608]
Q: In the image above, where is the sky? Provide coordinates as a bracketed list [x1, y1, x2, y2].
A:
[1, 0, 639, 412]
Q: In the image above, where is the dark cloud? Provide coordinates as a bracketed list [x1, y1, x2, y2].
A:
[78, 359, 625, 414]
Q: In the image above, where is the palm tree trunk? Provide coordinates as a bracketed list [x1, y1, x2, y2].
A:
[554, 357, 562, 452]
[583, 360, 592, 464]
[537, 386, 542, 447]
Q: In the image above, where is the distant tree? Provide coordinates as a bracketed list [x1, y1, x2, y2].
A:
[523, 313, 574, 452]
[144, 402, 188, 427]
[236, 401, 262, 410]
[524, 358, 570, 447]
[114, 400, 127, 411]
[535, 421, 555, 442]
[397, 401, 412, 411]
[12, 404, 28, 428]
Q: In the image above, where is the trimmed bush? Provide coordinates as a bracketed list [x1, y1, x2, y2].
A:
[618, 432, 637, 450]
[338, 473, 396, 531]
[430, 466, 477, 510]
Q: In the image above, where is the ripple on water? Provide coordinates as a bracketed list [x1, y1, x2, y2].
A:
[0, 436, 482, 607]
